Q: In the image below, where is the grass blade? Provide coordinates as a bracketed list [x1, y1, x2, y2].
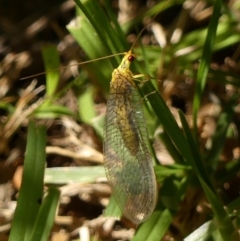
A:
[193, 0, 223, 132]
[9, 122, 46, 241]
[178, 110, 235, 239]
[42, 45, 60, 96]
[31, 188, 60, 241]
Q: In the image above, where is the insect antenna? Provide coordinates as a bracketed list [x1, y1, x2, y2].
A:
[20, 52, 126, 80]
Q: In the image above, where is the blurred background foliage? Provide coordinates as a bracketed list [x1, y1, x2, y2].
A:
[1, 0, 240, 240]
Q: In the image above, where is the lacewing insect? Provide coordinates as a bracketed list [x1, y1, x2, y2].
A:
[103, 49, 157, 224]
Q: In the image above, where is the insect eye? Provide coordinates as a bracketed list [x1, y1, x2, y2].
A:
[128, 55, 135, 62]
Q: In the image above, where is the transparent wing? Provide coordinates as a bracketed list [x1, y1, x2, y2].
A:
[103, 76, 157, 224]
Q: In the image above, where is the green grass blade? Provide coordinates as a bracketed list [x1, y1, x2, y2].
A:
[104, 195, 122, 220]
[78, 86, 96, 124]
[102, 0, 126, 45]
[157, 131, 185, 164]
[140, 82, 194, 167]
[44, 166, 105, 184]
[73, 0, 126, 55]
[0, 101, 14, 113]
[35, 104, 77, 118]
[179, 110, 235, 239]
[154, 164, 189, 183]
[9, 122, 46, 241]
[66, 4, 117, 93]
[192, 0, 223, 133]
[178, 110, 214, 189]
[133, 209, 173, 241]
[42, 45, 60, 97]
[31, 188, 60, 241]
[201, 177, 234, 240]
